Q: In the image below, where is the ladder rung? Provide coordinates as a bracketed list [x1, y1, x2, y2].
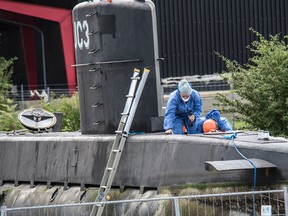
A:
[101, 186, 107, 189]
[112, 150, 119, 153]
[131, 77, 140, 80]
[126, 95, 134, 98]
[89, 67, 101, 72]
[90, 84, 102, 90]
[115, 130, 123, 134]
[121, 112, 129, 116]
[106, 167, 113, 171]
[122, 133, 128, 138]
[88, 48, 100, 54]
[93, 121, 104, 125]
[92, 103, 103, 108]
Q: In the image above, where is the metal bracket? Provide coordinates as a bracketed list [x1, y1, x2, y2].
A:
[89, 67, 101, 72]
[92, 103, 103, 108]
[88, 30, 99, 36]
[70, 147, 79, 167]
[90, 84, 102, 90]
[86, 11, 98, 17]
[71, 58, 143, 67]
[88, 48, 100, 54]
[93, 121, 104, 125]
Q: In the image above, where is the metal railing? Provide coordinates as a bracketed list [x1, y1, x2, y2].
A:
[1, 188, 287, 216]
[8, 83, 78, 103]
[8, 77, 229, 103]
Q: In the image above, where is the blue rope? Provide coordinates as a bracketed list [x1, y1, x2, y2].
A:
[128, 131, 145, 135]
[223, 132, 256, 216]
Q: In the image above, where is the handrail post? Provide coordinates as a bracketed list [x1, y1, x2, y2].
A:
[173, 198, 181, 216]
[1, 206, 7, 216]
[21, 84, 24, 109]
[284, 187, 288, 216]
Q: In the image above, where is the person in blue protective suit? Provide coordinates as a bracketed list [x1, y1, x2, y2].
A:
[164, 79, 202, 134]
[195, 109, 232, 133]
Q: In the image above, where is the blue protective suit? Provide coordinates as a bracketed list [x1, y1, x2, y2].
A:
[195, 109, 232, 133]
[164, 89, 202, 134]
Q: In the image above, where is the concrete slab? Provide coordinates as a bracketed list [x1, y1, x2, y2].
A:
[205, 158, 277, 172]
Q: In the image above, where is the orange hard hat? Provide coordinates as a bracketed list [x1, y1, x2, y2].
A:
[203, 119, 218, 133]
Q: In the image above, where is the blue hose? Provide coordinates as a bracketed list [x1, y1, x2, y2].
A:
[223, 132, 256, 215]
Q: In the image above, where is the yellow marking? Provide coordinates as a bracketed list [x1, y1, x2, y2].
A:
[134, 68, 140, 73]
[143, 67, 150, 73]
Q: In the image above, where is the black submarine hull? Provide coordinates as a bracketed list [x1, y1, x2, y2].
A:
[0, 131, 287, 189]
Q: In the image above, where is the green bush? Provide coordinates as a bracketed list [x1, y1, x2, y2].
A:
[40, 93, 80, 132]
[214, 29, 288, 136]
[0, 98, 24, 131]
[0, 57, 22, 132]
[0, 57, 15, 103]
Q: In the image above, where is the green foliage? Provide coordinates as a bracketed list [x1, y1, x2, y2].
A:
[233, 120, 248, 130]
[0, 57, 22, 132]
[0, 57, 16, 103]
[215, 29, 288, 136]
[40, 93, 80, 132]
[0, 98, 23, 131]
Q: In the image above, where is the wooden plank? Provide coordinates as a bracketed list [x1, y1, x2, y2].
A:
[205, 158, 277, 172]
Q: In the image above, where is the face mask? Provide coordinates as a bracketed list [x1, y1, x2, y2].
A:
[181, 96, 190, 102]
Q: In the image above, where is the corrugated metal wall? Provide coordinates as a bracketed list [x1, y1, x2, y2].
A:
[153, 0, 288, 78]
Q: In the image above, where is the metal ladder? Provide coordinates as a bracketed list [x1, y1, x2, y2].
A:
[90, 67, 150, 216]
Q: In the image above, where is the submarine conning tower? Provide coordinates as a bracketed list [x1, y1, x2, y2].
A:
[72, 0, 163, 134]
